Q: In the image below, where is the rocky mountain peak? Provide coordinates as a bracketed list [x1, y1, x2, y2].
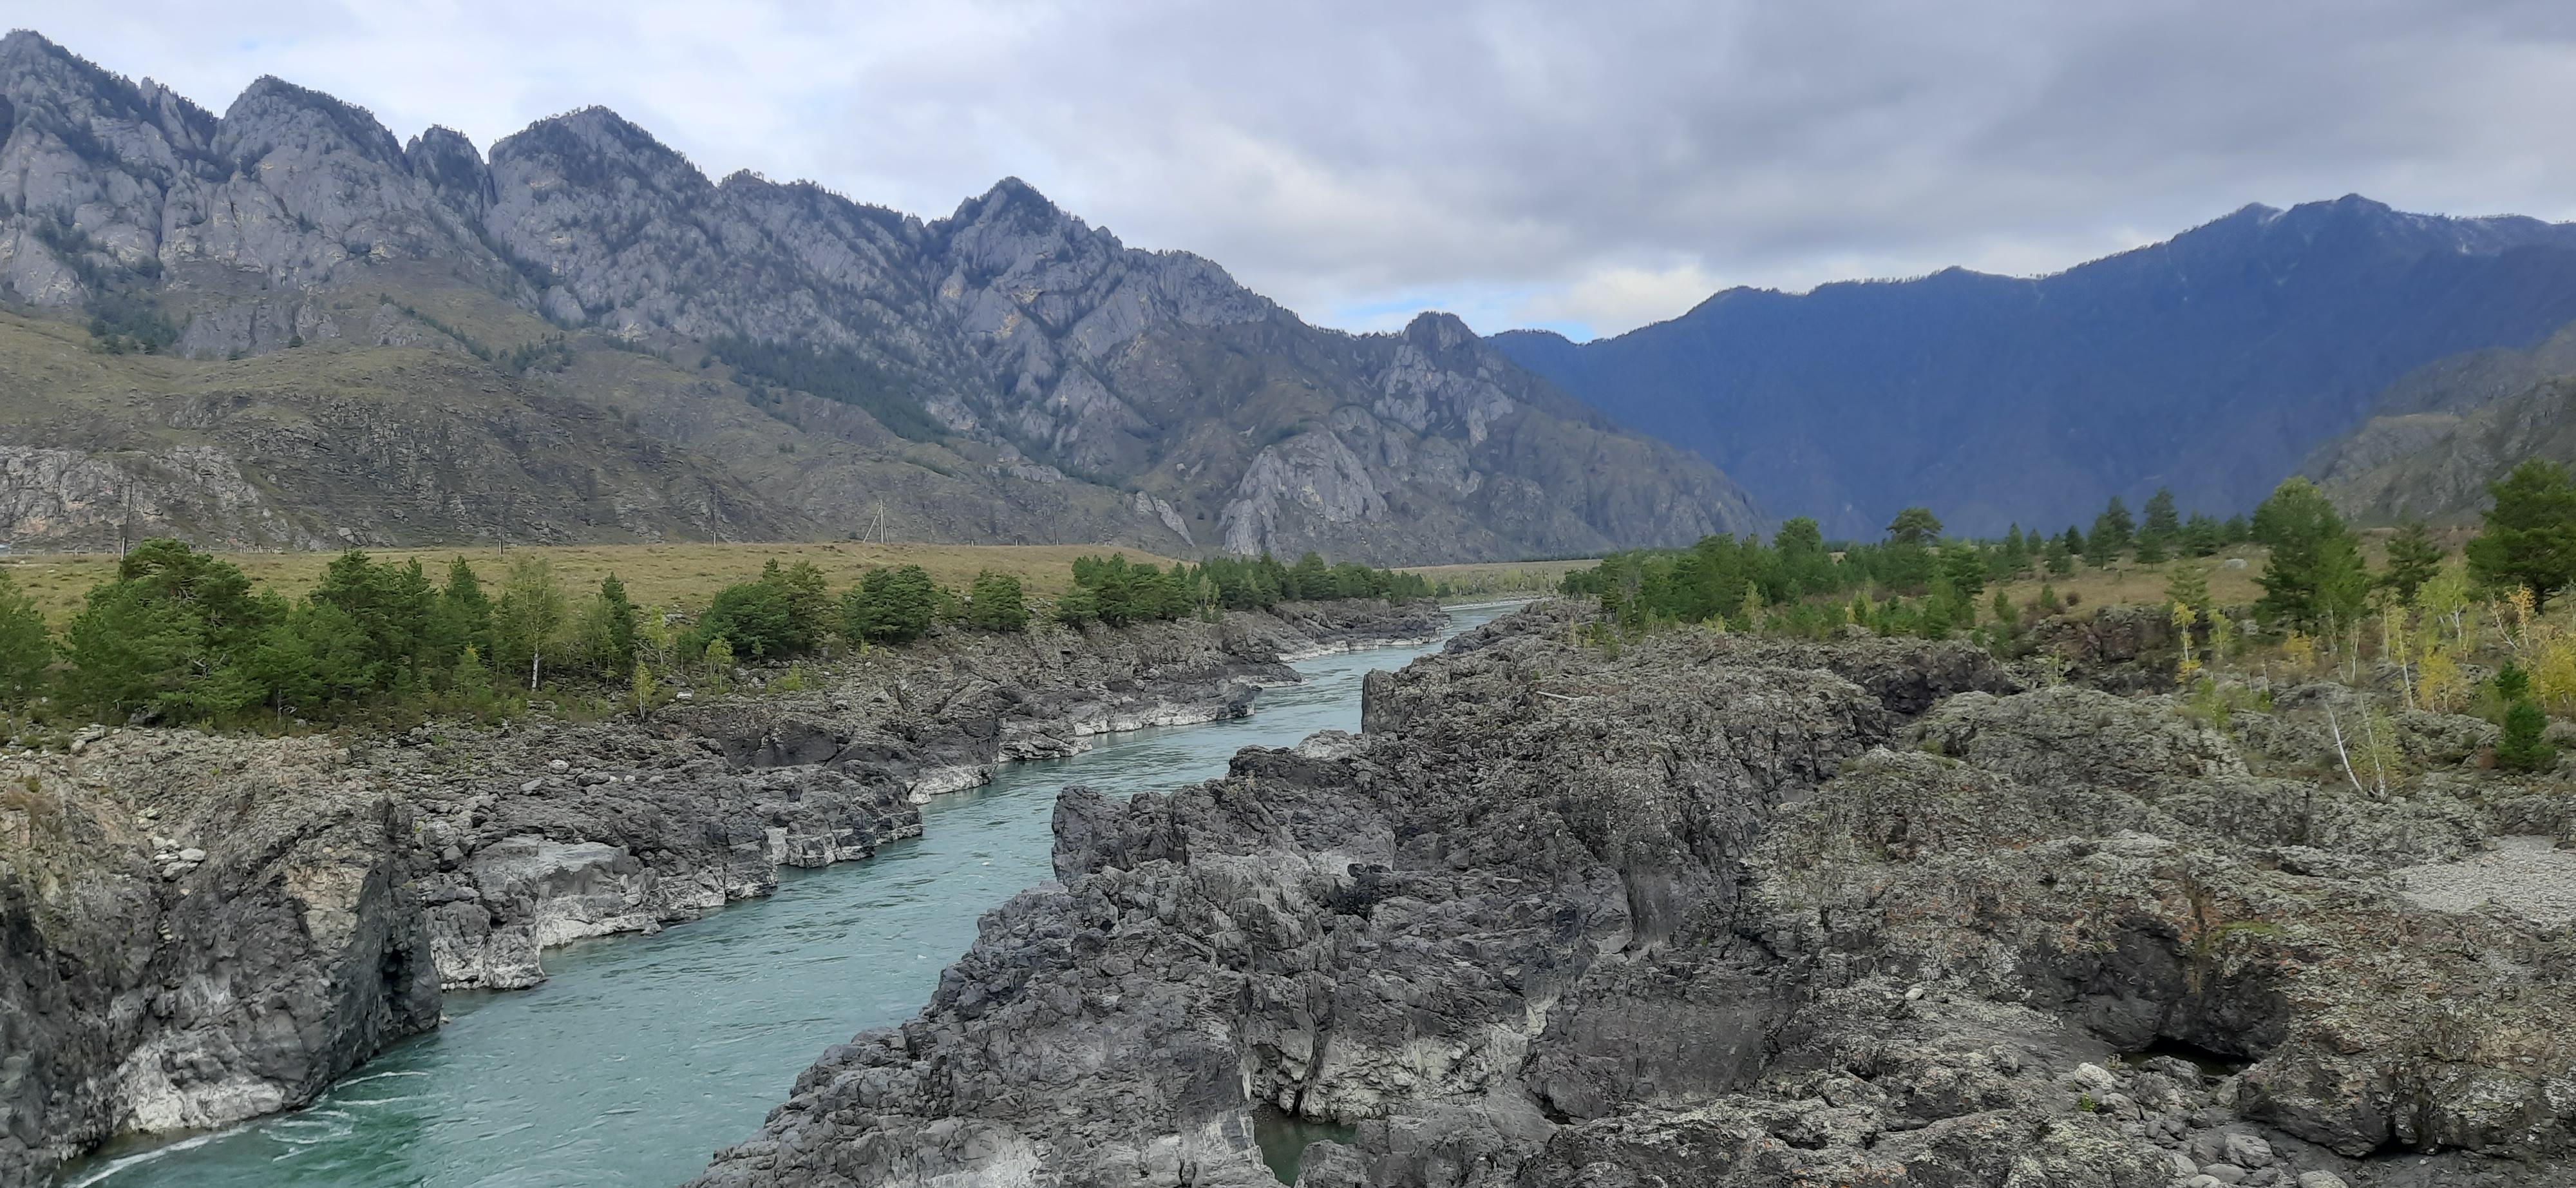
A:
[0, 32, 1766, 563]
[491, 105, 710, 195]
[406, 125, 493, 218]
[218, 75, 406, 169]
[1401, 309, 1478, 353]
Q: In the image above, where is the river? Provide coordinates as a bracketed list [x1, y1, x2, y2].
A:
[68, 603, 1506, 1188]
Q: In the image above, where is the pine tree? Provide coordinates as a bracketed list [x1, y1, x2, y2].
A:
[2496, 698, 2558, 772]
[965, 571, 1030, 632]
[2381, 521, 2443, 604]
[1885, 507, 1944, 547]
[2165, 565, 2211, 622]
[1054, 585, 1099, 626]
[0, 570, 50, 709]
[61, 540, 277, 720]
[2466, 459, 2576, 611]
[2140, 488, 2181, 548]
[2251, 477, 2369, 631]
[594, 575, 639, 674]
[2090, 497, 2136, 558]
[842, 565, 944, 644]
[2182, 512, 2222, 557]
[441, 557, 492, 660]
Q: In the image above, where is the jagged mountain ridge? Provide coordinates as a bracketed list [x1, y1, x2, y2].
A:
[1495, 196, 2576, 539]
[0, 31, 1758, 561]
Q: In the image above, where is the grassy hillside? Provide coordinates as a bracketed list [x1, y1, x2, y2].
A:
[0, 278, 1189, 555]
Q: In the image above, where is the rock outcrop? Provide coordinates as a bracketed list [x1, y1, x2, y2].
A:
[0, 597, 1445, 1188]
[0, 31, 1757, 562]
[693, 604, 2576, 1187]
[0, 732, 439, 1186]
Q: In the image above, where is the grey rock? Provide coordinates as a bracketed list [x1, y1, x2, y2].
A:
[694, 604, 2576, 1187]
[0, 32, 1761, 562]
[6, 598, 1441, 1187]
[2224, 1132, 2275, 1167]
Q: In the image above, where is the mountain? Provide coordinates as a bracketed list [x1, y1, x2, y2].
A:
[2306, 318, 2576, 522]
[1493, 196, 2576, 539]
[0, 32, 1757, 562]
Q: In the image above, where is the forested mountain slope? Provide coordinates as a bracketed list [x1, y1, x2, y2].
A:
[1495, 196, 2576, 537]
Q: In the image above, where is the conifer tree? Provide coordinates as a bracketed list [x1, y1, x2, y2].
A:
[2140, 488, 2181, 547]
[2251, 477, 2369, 631]
[594, 575, 639, 675]
[2090, 497, 2136, 558]
[2466, 459, 2576, 611]
[0, 570, 50, 709]
[2380, 521, 2443, 604]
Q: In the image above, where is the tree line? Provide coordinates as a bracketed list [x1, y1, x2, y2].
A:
[0, 542, 1427, 731]
[1564, 461, 2576, 647]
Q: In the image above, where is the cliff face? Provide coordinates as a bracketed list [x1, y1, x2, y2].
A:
[0, 599, 1446, 1188]
[0, 732, 440, 1186]
[0, 32, 1757, 562]
[692, 605, 2576, 1188]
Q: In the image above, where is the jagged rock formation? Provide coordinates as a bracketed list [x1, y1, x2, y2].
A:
[0, 32, 1756, 562]
[693, 604, 2576, 1187]
[0, 598, 1444, 1188]
[0, 731, 440, 1186]
[1495, 196, 2576, 537]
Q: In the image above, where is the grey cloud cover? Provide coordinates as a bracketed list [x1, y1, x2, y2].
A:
[24, 0, 2576, 336]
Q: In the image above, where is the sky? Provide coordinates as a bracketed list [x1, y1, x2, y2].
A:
[25, 1, 2576, 340]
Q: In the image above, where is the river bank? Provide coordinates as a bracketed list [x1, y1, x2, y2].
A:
[1, 598, 1450, 1188]
[693, 600, 2576, 1188]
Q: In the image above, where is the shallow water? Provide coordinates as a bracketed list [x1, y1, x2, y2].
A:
[71, 604, 1506, 1188]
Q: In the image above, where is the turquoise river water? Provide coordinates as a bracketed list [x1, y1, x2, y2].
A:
[66, 604, 1505, 1188]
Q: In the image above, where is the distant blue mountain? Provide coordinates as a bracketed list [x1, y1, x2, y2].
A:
[1493, 196, 2576, 538]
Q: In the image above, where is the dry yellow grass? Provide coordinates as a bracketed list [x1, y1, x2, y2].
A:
[1990, 546, 2269, 613]
[0, 541, 1182, 622]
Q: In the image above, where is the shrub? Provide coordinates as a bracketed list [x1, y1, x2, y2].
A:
[2496, 699, 2558, 773]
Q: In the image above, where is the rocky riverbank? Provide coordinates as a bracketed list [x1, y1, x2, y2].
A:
[0, 598, 1446, 1188]
[692, 602, 2576, 1188]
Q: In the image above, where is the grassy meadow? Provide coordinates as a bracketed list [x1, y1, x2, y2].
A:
[0, 541, 1184, 623]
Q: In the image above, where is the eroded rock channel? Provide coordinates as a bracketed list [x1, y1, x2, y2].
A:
[693, 603, 2576, 1188]
[5, 599, 1453, 1188]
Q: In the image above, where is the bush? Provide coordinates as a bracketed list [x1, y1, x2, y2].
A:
[965, 571, 1029, 633]
[2496, 699, 2558, 773]
[841, 565, 945, 644]
[687, 560, 830, 659]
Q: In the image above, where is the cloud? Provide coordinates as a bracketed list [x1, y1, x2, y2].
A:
[26, 1, 2576, 337]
